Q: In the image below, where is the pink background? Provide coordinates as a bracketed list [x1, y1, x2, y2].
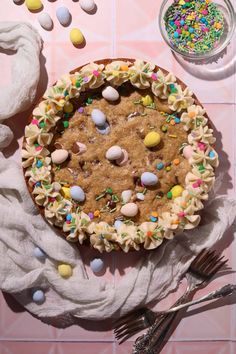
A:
[1, 0, 236, 353]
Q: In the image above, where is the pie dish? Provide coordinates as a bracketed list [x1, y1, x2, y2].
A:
[22, 58, 218, 252]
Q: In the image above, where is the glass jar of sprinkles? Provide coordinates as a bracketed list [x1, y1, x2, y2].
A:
[159, 0, 235, 60]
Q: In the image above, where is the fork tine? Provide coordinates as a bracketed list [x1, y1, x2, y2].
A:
[201, 255, 225, 274]
[209, 259, 228, 276]
[116, 324, 145, 344]
[115, 318, 145, 336]
[113, 308, 145, 329]
[190, 249, 214, 268]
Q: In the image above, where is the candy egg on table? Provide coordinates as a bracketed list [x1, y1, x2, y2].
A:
[51, 149, 69, 164]
[90, 258, 104, 273]
[144, 132, 161, 148]
[70, 28, 84, 46]
[56, 6, 71, 26]
[183, 145, 193, 159]
[91, 109, 106, 126]
[121, 203, 139, 217]
[13, 0, 23, 4]
[141, 172, 158, 186]
[70, 186, 85, 202]
[106, 145, 123, 161]
[102, 86, 119, 102]
[79, 0, 96, 12]
[58, 264, 73, 278]
[25, 0, 43, 11]
[32, 290, 45, 304]
[170, 185, 184, 198]
[121, 190, 132, 204]
[116, 149, 128, 166]
[38, 13, 53, 30]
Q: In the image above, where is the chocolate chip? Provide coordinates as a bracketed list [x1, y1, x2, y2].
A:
[71, 142, 80, 154]
[156, 191, 164, 198]
[107, 201, 116, 209]
[136, 129, 145, 139]
[133, 176, 141, 186]
[56, 121, 64, 133]
[79, 160, 86, 170]
[54, 142, 63, 149]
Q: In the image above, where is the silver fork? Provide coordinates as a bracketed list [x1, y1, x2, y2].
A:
[114, 248, 227, 345]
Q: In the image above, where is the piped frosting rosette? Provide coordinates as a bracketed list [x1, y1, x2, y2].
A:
[22, 59, 218, 253]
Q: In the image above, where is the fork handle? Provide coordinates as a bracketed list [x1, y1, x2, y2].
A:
[133, 290, 194, 353]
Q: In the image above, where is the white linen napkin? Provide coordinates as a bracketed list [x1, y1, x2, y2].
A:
[0, 21, 235, 326]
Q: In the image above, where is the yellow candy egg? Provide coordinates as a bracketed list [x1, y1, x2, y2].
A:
[171, 185, 184, 198]
[64, 102, 74, 113]
[58, 264, 73, 279]
[144, 132, 161, 148]
[70, 28, 84, 46]
[62, 187, 71, 199]
[141, 95, 153, 107]
[25, 0, 43, 11]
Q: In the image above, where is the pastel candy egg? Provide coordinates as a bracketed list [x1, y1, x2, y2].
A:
[56, 6, 71, 26]
[32, 290, 45, 304]
[114, 220, 123, 230]
[79, 0, 96, 12]
[90, 258, 104, 273]
[51, 149, 69, 164]
[58, 264, 73, 278]
[121, 190, 132, 203]
[144, 132, 161, 148]
[13, 0, 24, 3]
[96, 122, 110, 135]
[102, 86, 119, 102]
[71, 142, 87, 155]
[91, 109, 106, 126]
[25, 0, 43, 11]
[70, 186, 85, 202]
[33, 247, 46, 260]
[141, 172, 158, 186]
[121, 203, 139, 217]
[170, 185, 184, 198]
[183, 145, 193, 159]
[106, 145, 123, 161]
[116, 149, 129, 166]
[38, 13, 53, 30]
[70, 28, 84, 45]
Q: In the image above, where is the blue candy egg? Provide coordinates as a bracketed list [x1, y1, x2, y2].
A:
[33, 247, 46, 260]
[70, 186, 85, 202]
[156, 162, 164, 171]
[96, 122, 110, 135]
[32, 290, 45, 304]
[90, 258, 104, 273]
[141, 172, 158, 186]
[114, 220, 123, 230]
[56, 6, 71, 26]
[91, 109, 106, 127]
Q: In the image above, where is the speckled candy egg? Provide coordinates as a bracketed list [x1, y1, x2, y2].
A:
[141, 172, 158, 186]
[51, 149, 69, 164]
[106, 145, 123, 161]
[102, 86, 119, 102]
[70, 186, 85, 202]
[38, 13, 53, 30]
[90, 258, 104, 273]
[32, 290, 45, 304]
[144, 132, 161, 148]
[91, 109, 106, 126]
[121, 190, 132, 203]
[79, 0, 96, 12]
[56, 6, 71, 26]
[25, 0, 43, 11]
[121, 203, 139, 217]
[183, 145, 193, 159]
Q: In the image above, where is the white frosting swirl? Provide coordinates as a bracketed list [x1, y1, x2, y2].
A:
[117, 224, 141, 252]
[181, 105, 208, 131]
[129, 60, 155, 89]
[138, 223, 163, 250]
[80, 63, 105, 89]
[63, 211, 90, 243]
[168, 86, 194, 112]
[104, 60, 131, 86]
[25, 124, 53, 146]
[22, 143, 49, 168]
[188, 125, 216, 145]
[151, 69, 176, 99]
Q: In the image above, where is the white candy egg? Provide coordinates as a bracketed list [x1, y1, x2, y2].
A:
[121, 190, 132, 204]
[51, 149, 69, 164]
[106, 145, 123, 161]
[183, 145, 193, 159]
[79, 0, 96, 12]
[116, 149, 129, 166]
[102, 86, 120, 102]
[91, 109, 106, 127]
[121, 203, 139, 217]
[56, 6, 71, 26]
[38, 13, 53, 30]
[96, 122, 110, 135]
[70, 186, 85, 202]
[141, 172, 158, 186]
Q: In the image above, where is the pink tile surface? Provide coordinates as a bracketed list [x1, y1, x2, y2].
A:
[1, 0, 236, 353]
